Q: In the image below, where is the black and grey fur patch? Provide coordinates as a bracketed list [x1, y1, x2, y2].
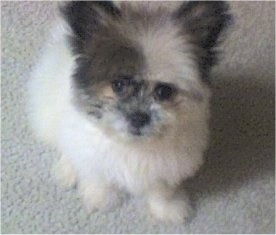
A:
[174, 1, 232, 83]
[72, 40, 144, 90]
[71, 38, 145, 120]
[61, 1, 147, 92]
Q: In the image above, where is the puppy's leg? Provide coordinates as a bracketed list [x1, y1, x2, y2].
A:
[79, 176, 123, 213]
[147, 183, 193, 223]
[52, 155, 77, 189]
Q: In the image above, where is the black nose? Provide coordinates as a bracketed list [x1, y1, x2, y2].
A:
[129, 112, 150, 128]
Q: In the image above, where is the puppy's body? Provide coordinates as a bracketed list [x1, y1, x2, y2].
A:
[28, 1, 230, 223]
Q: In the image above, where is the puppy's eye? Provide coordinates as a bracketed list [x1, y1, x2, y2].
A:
[111, 79, 127, 95]
[154, 83, 175, 101]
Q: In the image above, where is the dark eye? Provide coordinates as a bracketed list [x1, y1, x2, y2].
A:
[154, 83, 175, 101]
[111, 79, 127, 95]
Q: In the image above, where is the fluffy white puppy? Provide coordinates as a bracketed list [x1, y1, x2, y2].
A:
[28, 1, 231, 223]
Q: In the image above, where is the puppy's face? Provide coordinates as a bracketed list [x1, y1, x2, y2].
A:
[62, 1, 231, 140]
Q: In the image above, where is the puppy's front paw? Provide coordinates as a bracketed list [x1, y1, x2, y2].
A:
[79, 181, 122, 213]
[149, 197, 193, 224]
[147, 185, 193, 224]
[52, 156, 77, 189]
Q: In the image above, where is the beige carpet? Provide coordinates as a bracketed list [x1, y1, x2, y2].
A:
[1, 1, 275, 233]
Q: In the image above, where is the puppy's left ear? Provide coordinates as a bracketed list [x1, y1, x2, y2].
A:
[60, 1, 121, 53]
[174, 1, 232, 78]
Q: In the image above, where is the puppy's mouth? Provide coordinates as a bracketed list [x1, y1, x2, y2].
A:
[129, 127, 143, 136]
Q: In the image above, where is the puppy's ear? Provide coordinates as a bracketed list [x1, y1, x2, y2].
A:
[175, 1, 231, 50]
[61, 1, 120, 52]
[174, 1, 232, 80]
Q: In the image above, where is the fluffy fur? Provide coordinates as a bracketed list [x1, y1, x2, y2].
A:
[28, 1, 231, 223]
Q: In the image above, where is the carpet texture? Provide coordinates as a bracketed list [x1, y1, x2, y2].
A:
[1, 1, 275, 233]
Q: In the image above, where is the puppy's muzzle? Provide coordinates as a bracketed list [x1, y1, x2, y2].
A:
[127, 112, 151, 136]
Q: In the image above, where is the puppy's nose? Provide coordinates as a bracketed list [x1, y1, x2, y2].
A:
[129, 112, 150, 128]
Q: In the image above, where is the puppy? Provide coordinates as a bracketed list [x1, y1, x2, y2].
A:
[28, 1, 231, 223]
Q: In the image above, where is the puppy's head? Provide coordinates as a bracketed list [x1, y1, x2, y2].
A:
[61, 1, 231, 140]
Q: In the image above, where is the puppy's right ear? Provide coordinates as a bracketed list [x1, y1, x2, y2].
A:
[60, 1, 120, 53]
